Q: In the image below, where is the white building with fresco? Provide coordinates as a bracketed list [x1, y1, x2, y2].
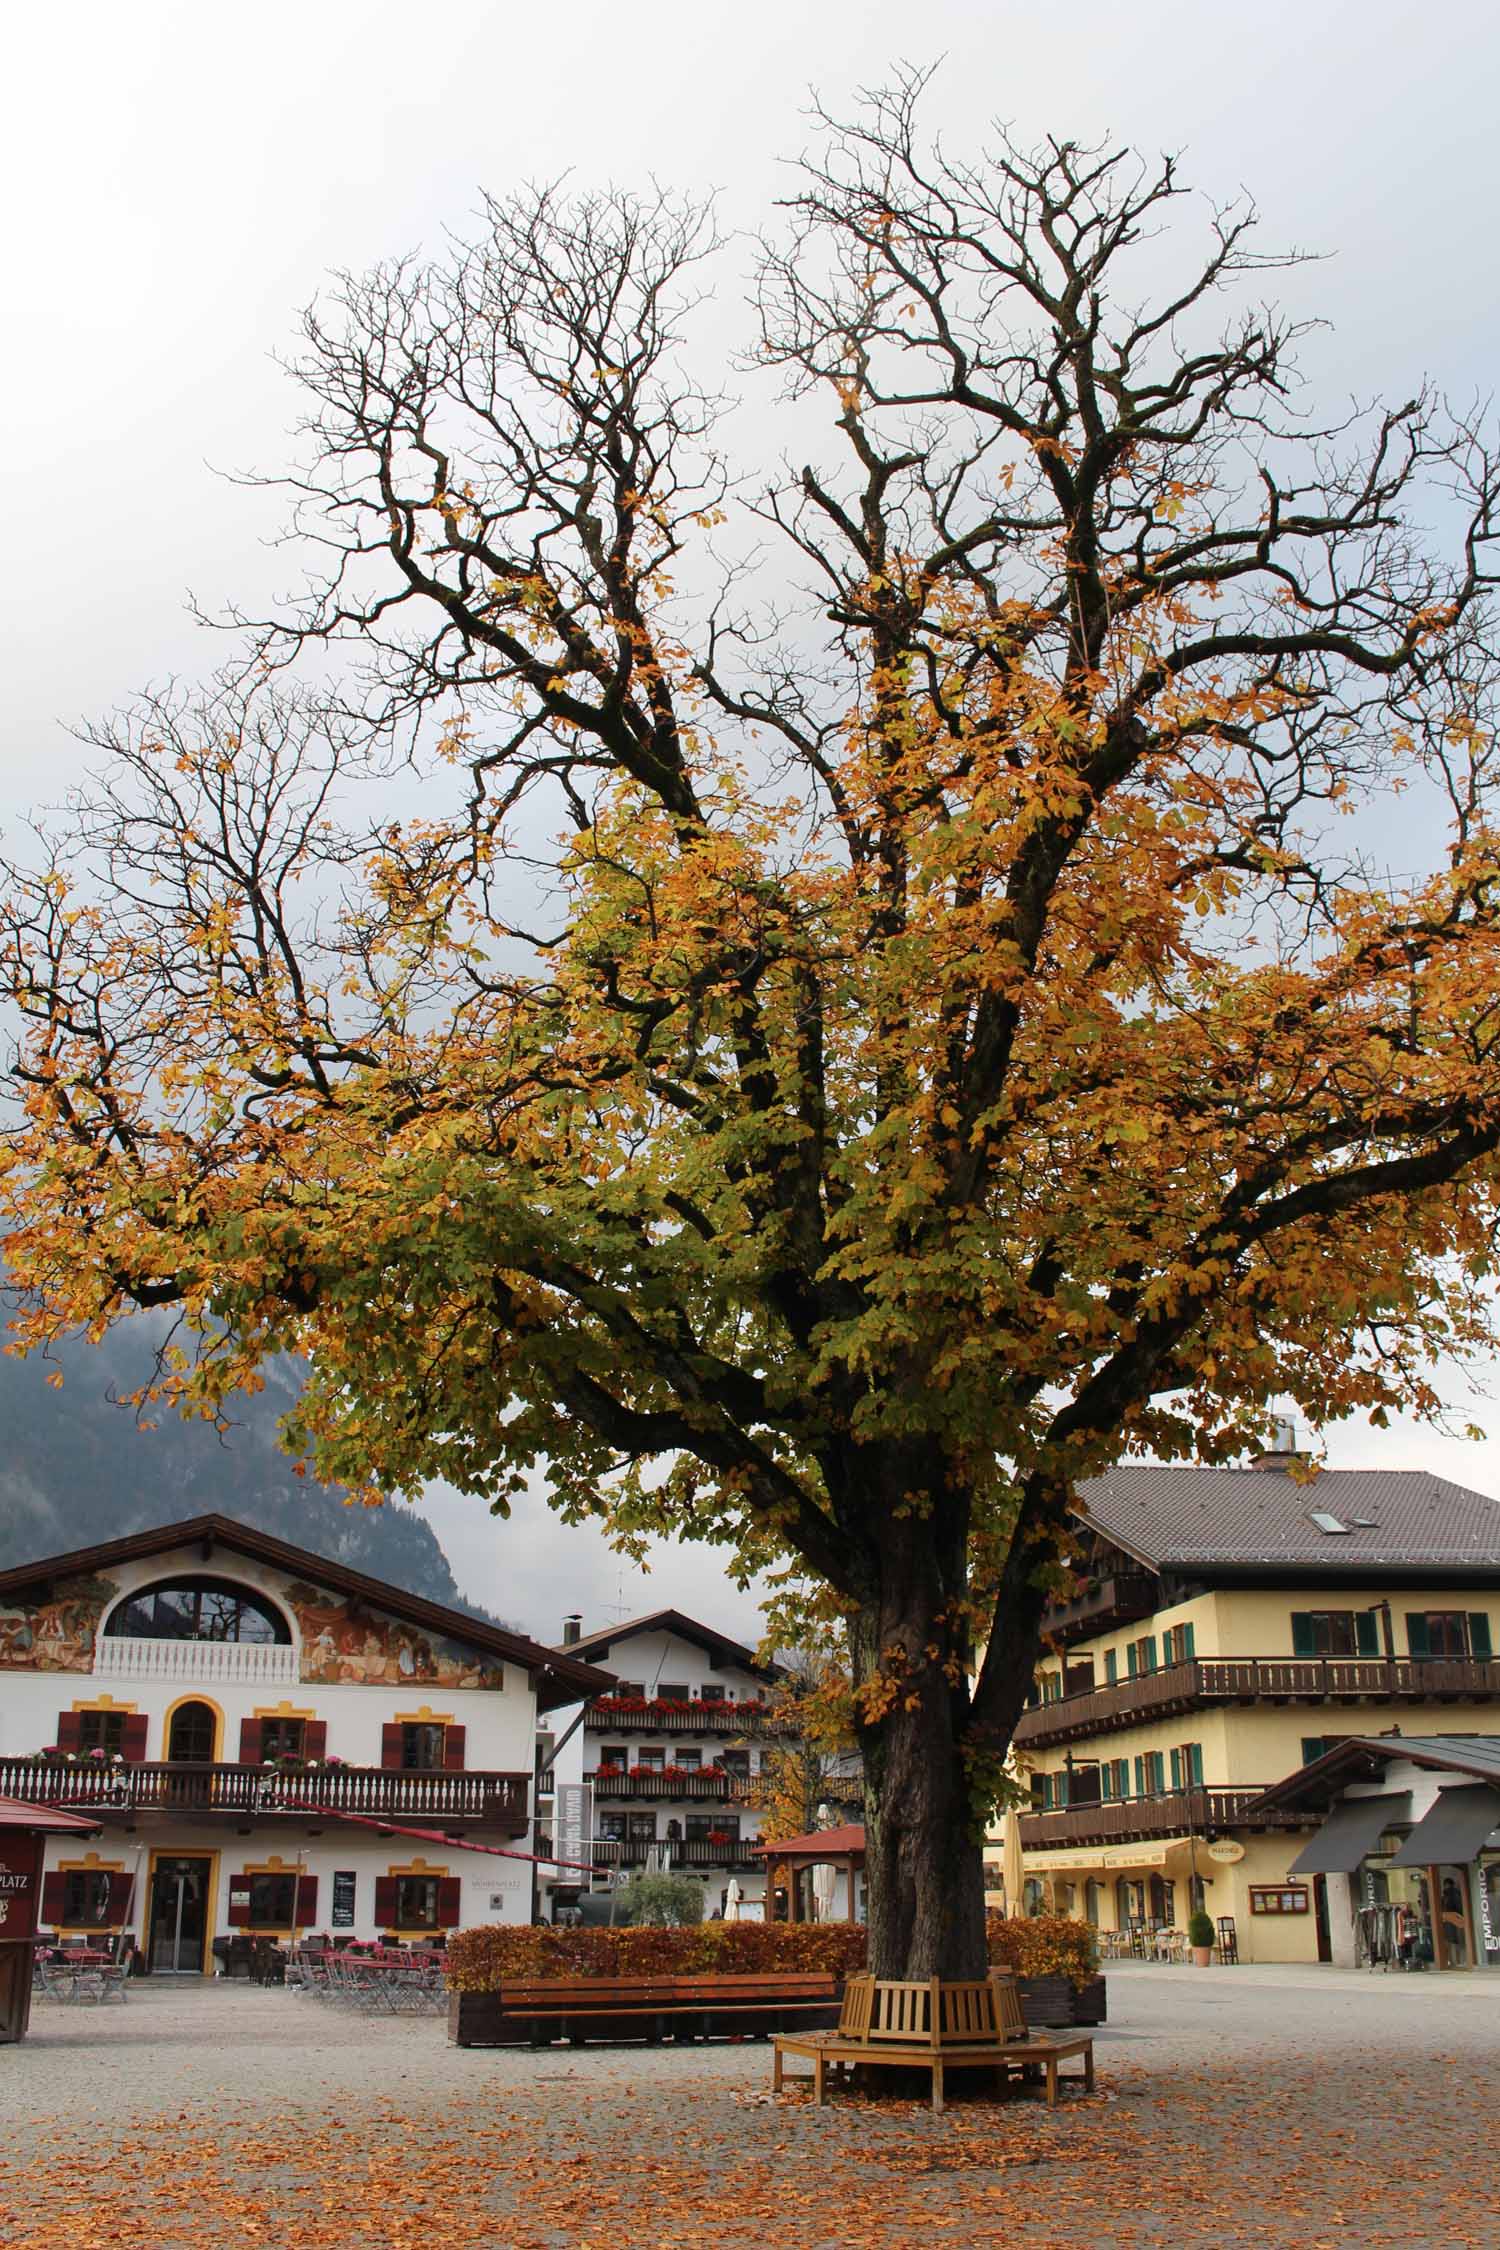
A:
[541, 1609, 797, 1918]
[0, 1513, 611, 1967]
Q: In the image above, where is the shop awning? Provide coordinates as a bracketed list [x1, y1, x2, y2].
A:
[1387, 1786, 1500, 1870]
[1288, 1792, 1410, 1876]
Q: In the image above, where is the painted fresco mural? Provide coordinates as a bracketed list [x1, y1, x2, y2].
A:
[284, 1582, 506, 1690]
[0, 1575, 117, 1672]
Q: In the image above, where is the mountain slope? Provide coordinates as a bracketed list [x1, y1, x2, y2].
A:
[0, 1304, 497, 1619]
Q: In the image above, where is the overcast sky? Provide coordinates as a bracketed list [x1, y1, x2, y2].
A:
[5, 1, 1500, 1637]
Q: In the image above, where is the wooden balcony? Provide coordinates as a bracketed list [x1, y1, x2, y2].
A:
[1019, 1786, 1306, 1851]
[590, 1769, 749, 1802]
[1013, 1654, 1500, 1750]
[1039, 1568, 1162, 1643]
[605, 1837, 764, 1872]
[584, 1698, 792, 1737]
[0, 1758, 530, 1832]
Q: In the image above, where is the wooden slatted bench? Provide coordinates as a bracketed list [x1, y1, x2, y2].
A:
[449, 1971, 840, 2047]
[772, 1973, 1095, 2115]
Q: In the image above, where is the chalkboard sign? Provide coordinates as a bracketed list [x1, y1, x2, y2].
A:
[331, 1871, 356, 1929]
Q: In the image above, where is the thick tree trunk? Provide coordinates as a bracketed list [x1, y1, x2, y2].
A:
[847, 1468, 989, 1981]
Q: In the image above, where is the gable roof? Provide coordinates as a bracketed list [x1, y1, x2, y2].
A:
[1074, 1467, 1500, 1581]
[1251, 1732, 1500, 1813]
[0, 1512, 613, 1712]
[558, 1607, 778, 1682]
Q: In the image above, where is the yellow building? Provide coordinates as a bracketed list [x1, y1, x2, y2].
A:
[996, 1443, 1500, 1963]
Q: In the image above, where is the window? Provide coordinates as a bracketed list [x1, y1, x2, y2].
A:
[1126, 1637, 1157, 1678]
[699, 1684, 727, 1703]
[658, 1683, 690, 1703]
[638, 1747, 666, 1773]
[597, 1744, 628, 1771]
[1169, 1743, 1204, 1790]
[615, 1683, 645, 1700]
[1104, 1649, 1118, 1686]
[1162, 1623, 1196, 1665]
[686, 1814, 740, 1842]
[259, 1718, 306, 1762]
[167, 1702, 217, 1764]
[675, 1748, 702, 1770]
[105, 1577, 289, 1645]
[1291, 1609, 1382, 1658]
[597, 1813, 626, 1843]
[719, 1749, 749, 1779]
[1110, 1758, 1130, 1799]
[1300, 1735, 1336, 1765]
[61, 1868, 117, 1925]
[76, 1710, 128, 1757]
[402, 1723, 446, 1772]
[1134, 1752, 1166, 1796]
[627, 1811, 657, 1842]
[247, 1872, 298, 1927]
[1407, 1612, 1493, 1659]
[394, 1875, 440, 1930]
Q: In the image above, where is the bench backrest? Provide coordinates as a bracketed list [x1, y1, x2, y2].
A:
[852, 1974, 1018, 2047]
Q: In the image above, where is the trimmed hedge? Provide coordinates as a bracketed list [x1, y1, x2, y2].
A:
[445, 1920, 868, 1992]
[986, 1912, 1100, 1990]
[447, 1913, 1100, 1992]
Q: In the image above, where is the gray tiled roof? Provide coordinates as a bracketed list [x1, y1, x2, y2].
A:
[1075, 1466, 1500, 1573]
[1254, 1732, 1500, 1811]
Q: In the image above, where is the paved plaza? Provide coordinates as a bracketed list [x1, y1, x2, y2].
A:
[1, 1964, 1497, 2248]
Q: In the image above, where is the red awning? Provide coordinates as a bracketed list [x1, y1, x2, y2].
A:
[0, 1796, 103, 1834]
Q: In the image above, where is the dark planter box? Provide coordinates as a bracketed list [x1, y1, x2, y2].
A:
[1016, 1973, 1107, 2028]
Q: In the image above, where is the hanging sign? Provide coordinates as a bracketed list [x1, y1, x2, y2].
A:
[1206, 1840, 1246, 1865]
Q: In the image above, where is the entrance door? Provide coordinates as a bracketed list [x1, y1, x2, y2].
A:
[1312, 1874, 1333, 1961]
[165, 1702, 217, 1812]
[148, 1856, 211, 1974]
[1432, 1865, 1475, 1969]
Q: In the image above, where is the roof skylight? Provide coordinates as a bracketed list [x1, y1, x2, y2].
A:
[1310, 1510, 1351, 1535]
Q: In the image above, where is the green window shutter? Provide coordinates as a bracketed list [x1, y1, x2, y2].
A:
[1126, 1644, 1138, 1678]
[1143, 1638, 1158, 1674]
[1182, 1622, 1195, 1660]
[1101, 1766, 1113, 1801]
[1134, 1756, 1145, 1797]
[1104, 1649, 1118, 1685]
[1355, 1610, 1380, 1658]
[1170, 1748, 1182, 1791]
[1469, 1613, 1493, 1660]
[1189, 1743, 1204, 1786]
[1291, 1613, 1315, 1657]
[1300, 1736, 1326, 1766]
[1406, 1613, 1431, 1659]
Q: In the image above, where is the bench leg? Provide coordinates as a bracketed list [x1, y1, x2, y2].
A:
[1044, 2057, 1058, 2109]
[930, 2060, 945, 2115]
[814, 2051, 828, 2107]
[1084, 2046, 1094, 2094]
[773, 2046, 784, 2094]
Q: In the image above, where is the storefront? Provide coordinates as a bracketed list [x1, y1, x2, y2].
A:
[1252, 1735, 1500, 1972]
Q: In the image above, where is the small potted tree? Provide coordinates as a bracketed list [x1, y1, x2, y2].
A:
[1188, 1909, 1216, 1967]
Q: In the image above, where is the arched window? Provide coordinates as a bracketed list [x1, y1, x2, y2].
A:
[104, 1577, 290, 1646]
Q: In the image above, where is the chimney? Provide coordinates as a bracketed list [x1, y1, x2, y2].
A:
[562, 1614, 582, 1646]
[1250, 1417, 1309, 1471]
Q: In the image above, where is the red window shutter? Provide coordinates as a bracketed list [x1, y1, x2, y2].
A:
[295, 1875, 318, 1926]
[303, 1720, 328, 1762]
[435, 1877, 462, 1928]
[373, 1875, 398, 1927]
[381, 1724, 404, 1772]
[238, 1718, 263, 1765]
[41, 1871, 68, 1925]
[226, 1879, 251, 1929]
[442, 1725, 466, 1772]
[120, 1714, 149, 1762]
[56, 1711, 83, 1753]
[106, 1872, 135, 1927]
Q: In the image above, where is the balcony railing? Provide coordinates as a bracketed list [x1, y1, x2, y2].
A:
[94, 1638, 301, 1684]
[0, 1758, 530, 1830]
[604, 1837, 765, 1872]
[584, 1698, 793, 1736]
[1013, 1653, 1500, 1749]
[1040, 1569, 1161, 1642]
[590, 1769, 749, 1802]
[1019, 1785, 1306, 1851]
